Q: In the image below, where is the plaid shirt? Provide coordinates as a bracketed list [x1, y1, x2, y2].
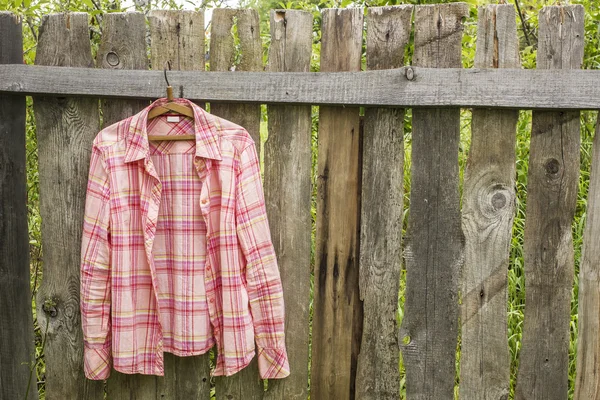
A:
[80, 97, 289, 380]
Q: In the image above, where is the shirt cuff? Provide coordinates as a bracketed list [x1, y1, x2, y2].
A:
[84, 345, 112, 380]
[257, 346, 290, 379]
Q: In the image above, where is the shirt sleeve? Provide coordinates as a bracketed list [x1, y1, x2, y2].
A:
[235, 140, 290, 379]
[80, 143, 112, 380]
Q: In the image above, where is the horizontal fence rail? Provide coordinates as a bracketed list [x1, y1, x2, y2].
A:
[3, 64, 600, 109]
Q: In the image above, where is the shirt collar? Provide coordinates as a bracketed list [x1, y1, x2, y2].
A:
[124, 97, 222, 163]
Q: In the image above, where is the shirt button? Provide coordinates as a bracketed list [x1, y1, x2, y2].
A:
[201, 198, 208, 205]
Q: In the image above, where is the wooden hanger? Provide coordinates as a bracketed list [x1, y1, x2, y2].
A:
[147, 61, 195, 142]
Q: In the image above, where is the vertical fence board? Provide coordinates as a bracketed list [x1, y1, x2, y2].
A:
[149, 10, 213, 400]
[263, 9, 313, 400]
[311, 8, 363, 400]
[355, 6, 412, 400]
[33, 12, 103, 400]
[459, 5, 519, 400]
[0, 11, 37, 400]
[575, 105, 600, 400]
[149, 10, 205, 72]
[211, 8, 264, 399]
[96, 12, 148, 127]
[515, 5, 584, 400]
[399, 4, 468, 400]
[209, 8, 262, 144]
[95, 11, 161, 400]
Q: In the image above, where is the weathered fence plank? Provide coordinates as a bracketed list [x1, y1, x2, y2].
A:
[575, 103, 600, 400]
[263, 9, 313, 400]
[107, 11, 213, 400]
[33, 12, 103, 400]
[148, 10, 205, 72]
[515, 5, 584, 400]
[209, 8, 262, 144]
[210, 8, 264, 399]
[399, 3, 468, 399]
[0, 11, 37, 400]
[459, 5, 519, 400]
[96, 11, 162, 400]
[311, 8, 364, 400]
[7, 64, 600, 110]
[356, 6, 412, 400]
[96, 12, 148, 127]
[148, 10, 213, 400]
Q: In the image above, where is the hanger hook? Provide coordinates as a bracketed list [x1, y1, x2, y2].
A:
[163, 60, 171, 87]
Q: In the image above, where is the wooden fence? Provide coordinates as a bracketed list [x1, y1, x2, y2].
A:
[2, 3, 600, 400]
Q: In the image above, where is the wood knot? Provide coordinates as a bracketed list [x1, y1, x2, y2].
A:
[405, 67, 415, 81]
[42, 298, 58, 317]
[491, 192, 506, 209]
[106, 51, 120, 67]
[545, 158, 560, 175]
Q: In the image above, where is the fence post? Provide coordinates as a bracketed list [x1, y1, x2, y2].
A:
[149, 9, 213, 399]
[0, 11, 38, 400]
[460, 5, 519, 399]
[399, 3, 469, 399]
[356, 6, 412, 400]
[263, 9, 313, 400]
[311, 8, 364, 400]
[33, 12, 103, 400]
[516, 5, 584, 400]
[210, 8, 265, 399]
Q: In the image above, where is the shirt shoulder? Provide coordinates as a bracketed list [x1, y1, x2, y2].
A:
[92, 116, 134, 152]
[209, 113, 255, 154]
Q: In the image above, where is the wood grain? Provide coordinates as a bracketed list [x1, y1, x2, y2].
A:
[107, 353, 211, 400]
[0, 11, 37, 400]
[399, 4, 468, 400]
[355, 6, 412, 400]
[210, 8, 264, 400]
[33, 12, 103, 400]
[515, 5, 584, 400]
[311, 8, 364, 400]
[459, 5, 519, 400]
[209, 8, 262, 144]
[6, 64, 600, 109]
[263, 9, 313, 400]
[575, 100, 600, 400]
[148, 10, 205, 72]
[96, 12, 148, 127]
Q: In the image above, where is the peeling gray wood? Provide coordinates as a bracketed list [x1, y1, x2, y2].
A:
[33, 12, 103, 400]
[96, 12, 148, 127]
[356, 6, 412, 400]
[399, 4, 468, 400]
[211, 8, 264, 400]
[575, 102, 600, 400]
[0, 11, 37, 400]
[209, 8, 262, 144]
[515, 5, 584, 400]
[263, 9, 313, 400]
[311, 8, 364, 400]
[5, 64, 600, 109]
[459, 5, 519, 400]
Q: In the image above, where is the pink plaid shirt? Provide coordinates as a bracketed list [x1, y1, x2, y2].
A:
[80, 97, 289, 380]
